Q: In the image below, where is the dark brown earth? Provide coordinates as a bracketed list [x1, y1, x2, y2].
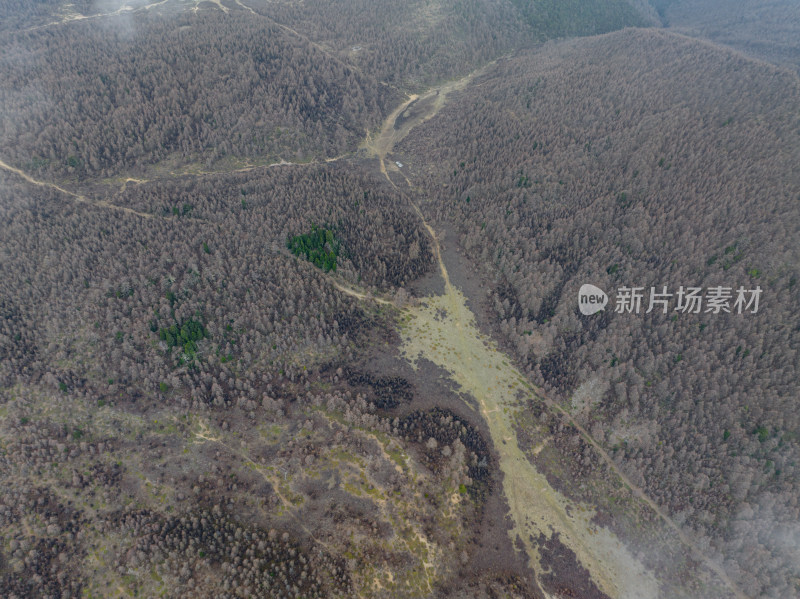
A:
[346, 227, 546, 596]
[537, 532, 611, 599]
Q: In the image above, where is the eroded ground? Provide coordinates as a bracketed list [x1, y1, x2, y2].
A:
[398, 260, 659, 599]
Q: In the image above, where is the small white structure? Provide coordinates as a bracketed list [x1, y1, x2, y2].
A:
[395, 161, 403, 168]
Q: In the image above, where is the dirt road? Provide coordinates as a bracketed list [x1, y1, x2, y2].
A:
[353, 70, 748, 599]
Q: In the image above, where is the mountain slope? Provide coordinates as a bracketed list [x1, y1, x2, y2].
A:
[397, 28, 800, 598]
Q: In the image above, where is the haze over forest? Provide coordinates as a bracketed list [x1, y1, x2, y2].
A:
[0, 1, 798, 599]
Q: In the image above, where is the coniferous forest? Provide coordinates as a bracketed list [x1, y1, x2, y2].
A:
[1, 2, 798, 598]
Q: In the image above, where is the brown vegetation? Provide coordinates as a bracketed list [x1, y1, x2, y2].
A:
[398, 28, 800, 598]
[1, 2, 798, 597]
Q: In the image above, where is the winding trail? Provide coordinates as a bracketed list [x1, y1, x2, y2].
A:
[191, 420, 335, 553]
[395, 227, 746, 599]
[546, 397, 748, 599]
[0, 154, 346, 217]
[360, 63, 489, 181]
[352, 70, 748, 599]
[330, 281, 392, 306]
[0, 22, 748, 591]
[0, 157, 153, 218]
[396, 233, 659, 599]
[20, 0, 173, 33]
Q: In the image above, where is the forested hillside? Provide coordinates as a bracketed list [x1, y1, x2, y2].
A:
[0, 166, 538, 597]
[2, 2, 798, 598]
[398, 28, 800, 598]
[0, 10, 393, 181]
[0, 164, 433, 399]
[259, 0, 650, 89]
[509, 0, 649, 37]
[0, 0, 655, 183]
[652, 0, 800, 71]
